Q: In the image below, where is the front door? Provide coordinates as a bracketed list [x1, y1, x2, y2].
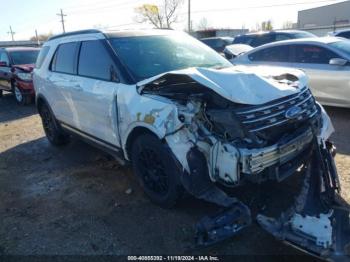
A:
[72, 40, 121, 146]
[291, 44, 350, 106]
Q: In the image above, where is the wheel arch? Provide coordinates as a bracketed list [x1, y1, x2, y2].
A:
[124, 125, 163, 161]
[36, 94, 52, 116]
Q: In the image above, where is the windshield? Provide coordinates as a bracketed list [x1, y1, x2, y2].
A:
[9, 50, 39, 65]
[110, 33, 232, 81]
[329, 40, 350, 56]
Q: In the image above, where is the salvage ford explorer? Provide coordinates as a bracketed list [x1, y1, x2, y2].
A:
[33, 29, 350, 260]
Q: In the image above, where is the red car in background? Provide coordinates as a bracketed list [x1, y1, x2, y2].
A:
[0, 47, 40, 105]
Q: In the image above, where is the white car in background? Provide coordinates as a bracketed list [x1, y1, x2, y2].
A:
[233, 37, 350, 108]
[223, 44, 253, 60]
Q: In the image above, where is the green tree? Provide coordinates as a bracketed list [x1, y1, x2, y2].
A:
[135, 0, 183, 29]
[261, 20, 273, 31]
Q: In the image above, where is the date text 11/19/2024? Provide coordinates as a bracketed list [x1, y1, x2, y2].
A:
[127, 256, 219, 261]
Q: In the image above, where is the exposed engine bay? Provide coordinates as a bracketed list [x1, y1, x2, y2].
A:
[133, 66, 350, 260]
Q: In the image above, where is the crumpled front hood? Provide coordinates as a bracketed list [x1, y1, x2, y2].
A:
[138, 65, 308, 105]
[14, 64, 35, 72]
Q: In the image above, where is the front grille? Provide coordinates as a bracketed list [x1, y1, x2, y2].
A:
[234, 87, 318, 133]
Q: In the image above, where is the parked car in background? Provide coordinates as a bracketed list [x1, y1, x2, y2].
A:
[232, 30, 316, 47]
[0, 47, 40, 105]
[200, 36, 233, 53]
[328, 29, 350, 39]
[233, 37, 350, 108]
[223, 44, 253, 60]
[33, 29, 350, 260]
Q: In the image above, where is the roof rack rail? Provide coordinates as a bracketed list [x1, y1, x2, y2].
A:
[48, 29, 103, 41]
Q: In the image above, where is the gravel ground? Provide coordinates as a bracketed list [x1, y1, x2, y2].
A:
[0, 92, 349, 259]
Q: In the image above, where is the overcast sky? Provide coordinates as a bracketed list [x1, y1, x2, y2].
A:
[0, 0, 346, 40]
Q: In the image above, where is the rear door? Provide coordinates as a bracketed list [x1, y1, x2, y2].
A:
[72, 40, 121, 146]
[291, 44, 350, 105]
[48, 41, 80, 125]
[0, 51, 12, 90]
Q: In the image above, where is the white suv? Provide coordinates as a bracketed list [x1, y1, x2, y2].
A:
[33, 29, 350, 258]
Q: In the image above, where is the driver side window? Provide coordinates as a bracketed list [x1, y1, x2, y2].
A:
[293, 44, 340, 64]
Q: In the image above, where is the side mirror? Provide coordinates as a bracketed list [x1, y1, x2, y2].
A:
[329, 58, 348, 66]
[0, 61, 8, 67]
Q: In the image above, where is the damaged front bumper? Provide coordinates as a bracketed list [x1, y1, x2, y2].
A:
[194, 139, 350, 261]
[257, 140, 350, 260]
[239, 127, 313, 181]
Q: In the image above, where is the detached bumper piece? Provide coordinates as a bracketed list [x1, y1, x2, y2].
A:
[185, 146, 252, 247]
[257, 140, 350, 261]
[195, 202, 251, 247]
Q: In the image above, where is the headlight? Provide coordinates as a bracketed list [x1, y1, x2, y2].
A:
[17, 72, 32, 81]
[317, 102, 334, 141]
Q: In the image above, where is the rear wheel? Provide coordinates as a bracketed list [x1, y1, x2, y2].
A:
[39, 103, 70, 146]
[131, 133, 183, 208]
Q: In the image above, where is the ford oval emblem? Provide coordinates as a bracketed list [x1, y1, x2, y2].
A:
[285, 106, 302, 120]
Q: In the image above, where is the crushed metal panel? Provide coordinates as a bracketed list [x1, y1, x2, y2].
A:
[137, 66, 308, 105]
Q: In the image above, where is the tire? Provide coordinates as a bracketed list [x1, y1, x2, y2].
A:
[12, 82, 31, 105]
[131, 133, 183, 208]
[39, 103, 70, 146]
[0, 89, 3, 98]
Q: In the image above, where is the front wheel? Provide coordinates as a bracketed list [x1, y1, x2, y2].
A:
[13, 83, 31, 105]
[131, 134, 183, 208]
[39, 103, 70, 146]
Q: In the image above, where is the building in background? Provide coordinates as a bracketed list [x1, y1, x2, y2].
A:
[0, 41, 41, 48]
[298, 0, 350, 36]
[192, 28, 249, 39]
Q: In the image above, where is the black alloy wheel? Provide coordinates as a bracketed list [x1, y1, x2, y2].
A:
[131, 133, 183, 208]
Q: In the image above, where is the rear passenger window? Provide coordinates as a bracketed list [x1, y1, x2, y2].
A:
[51, 42, 79, 74]
[250, 35, 274, 47]
[78, 40, 115, 81]
[293, 44, 340, 64]
[36, 46, 50, 69]
[249, 45, 290, 62]
[233, 36, 254, 46]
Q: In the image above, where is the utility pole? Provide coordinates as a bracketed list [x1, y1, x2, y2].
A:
[57, 9, 67, 33]
[7, 26, 15, 41]
[35, 29, 40, 46]
[188, 0, 191, 32]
